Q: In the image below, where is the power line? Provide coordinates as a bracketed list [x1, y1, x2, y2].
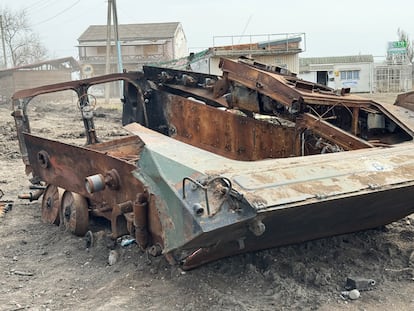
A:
[22, 0, 55, 12]
[23, 0, 60, 15]
[238, 15, 253, 44]
[59, 1, 105, 26]
[32, 0, 81, 26]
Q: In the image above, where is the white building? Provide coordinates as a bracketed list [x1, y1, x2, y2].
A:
[159, 33, 305, 75]
[299, 55, 374, 93]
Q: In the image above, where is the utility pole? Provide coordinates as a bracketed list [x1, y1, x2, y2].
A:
[104, 1, 112, 103]
[0, 15, 7, 69]
[112, 0, 123, 74]
[112, 0, 123, 97]
[104, 0, 123, 103]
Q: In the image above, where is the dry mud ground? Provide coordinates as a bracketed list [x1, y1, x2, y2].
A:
[1, 93, 414, 311]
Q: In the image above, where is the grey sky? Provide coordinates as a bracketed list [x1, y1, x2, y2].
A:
[1, 0, 414, 60]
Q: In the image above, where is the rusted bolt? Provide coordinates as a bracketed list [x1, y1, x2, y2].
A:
[104, 169, 120, 190]
[37, 150, 50, 169]
[148, 244, 162, 257]
[255, 81, 263, 89]
[190, 183, 198, 191]
[192, 203, 204, 216]
[248, 219, 266, 236]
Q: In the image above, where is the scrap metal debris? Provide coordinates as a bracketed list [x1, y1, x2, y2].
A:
[0, 189, 13, 218]
[10, 57, 414, 269]
[345, 276, 376, 291]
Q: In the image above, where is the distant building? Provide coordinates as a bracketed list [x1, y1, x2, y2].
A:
[299, 55, 374, 93]
[0, 57, 79, 103]
[374, 40, 412, 93]
[157, 33, 305, 75]
[77, 22, 188, 77]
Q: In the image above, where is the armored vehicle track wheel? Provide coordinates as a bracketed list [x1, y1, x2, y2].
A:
[61, 191, 89, 236]
[41, 185, 64, 225]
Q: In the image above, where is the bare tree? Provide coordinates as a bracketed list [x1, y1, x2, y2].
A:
[0, 7, 48, 67]
[397, 28, 414, 63]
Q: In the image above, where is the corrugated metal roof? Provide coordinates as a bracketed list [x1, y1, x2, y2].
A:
[300, 55, 373, 71]
[0, 57, 79, 76]
[78, 22, 181, 42]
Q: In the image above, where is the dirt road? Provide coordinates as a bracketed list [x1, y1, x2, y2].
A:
[1, 93, 414, 310]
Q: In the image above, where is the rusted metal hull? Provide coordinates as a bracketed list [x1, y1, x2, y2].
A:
[182, 185, 414, 269]
[11, 57, 414, 269]
[21, 123, 414, 269]
[125, 123, 414, 268]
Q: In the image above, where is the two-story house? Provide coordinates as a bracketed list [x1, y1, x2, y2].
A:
[77, 22, 188, 78]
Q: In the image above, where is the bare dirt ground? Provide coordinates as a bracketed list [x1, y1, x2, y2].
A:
[1, 92, 414, 311]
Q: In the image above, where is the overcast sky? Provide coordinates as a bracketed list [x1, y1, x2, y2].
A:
[1, 0, 414, 61]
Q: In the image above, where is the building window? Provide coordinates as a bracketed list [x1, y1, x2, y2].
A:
[143, 44, 159, 55]
[340, 70, 360, 80]
[96, 46, 115, 55]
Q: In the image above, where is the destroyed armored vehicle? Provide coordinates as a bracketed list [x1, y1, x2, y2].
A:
[12, 58, 414, 269]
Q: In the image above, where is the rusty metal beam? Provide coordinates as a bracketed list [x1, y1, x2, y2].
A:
[301, 95, 373, 108]
[161, 84, 230, 108]
[352, 107, 360, 136]
[297, 113, 374, 150]
[395, 90, 414, 111]
[12, 72, 142, 100]
[219, 58, 303, 108]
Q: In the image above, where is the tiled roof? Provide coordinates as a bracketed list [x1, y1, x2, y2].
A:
[78, 22, 181, 42]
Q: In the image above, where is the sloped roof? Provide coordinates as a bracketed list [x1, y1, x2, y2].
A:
[0, 57, 79, 77]
[78, 22, 181, 42]
[300, 55, 374, 72]
[300, 55, 373, 67]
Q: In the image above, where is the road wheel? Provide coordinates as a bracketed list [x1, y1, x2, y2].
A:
[41, 185, 64, 225]
[61, 191, 89, 236]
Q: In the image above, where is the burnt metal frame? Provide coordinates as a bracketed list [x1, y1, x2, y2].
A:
[11, 58, 414, 270]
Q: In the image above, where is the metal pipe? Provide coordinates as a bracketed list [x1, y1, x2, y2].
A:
[18, 189, 45, 202]
[29, 185, 47, 190]
[85, 174, 105, 193]
[134, 193, 148, 250]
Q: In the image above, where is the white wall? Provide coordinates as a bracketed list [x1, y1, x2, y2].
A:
[299, 63, 373, 93]
[189, 57, 221, 75]
[191, 58, 210, 74]
[174, 25, 188, 59]
[334, 63, 372, 93]
[190, 53, 300, 76]
[299, 71, 316, 83]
